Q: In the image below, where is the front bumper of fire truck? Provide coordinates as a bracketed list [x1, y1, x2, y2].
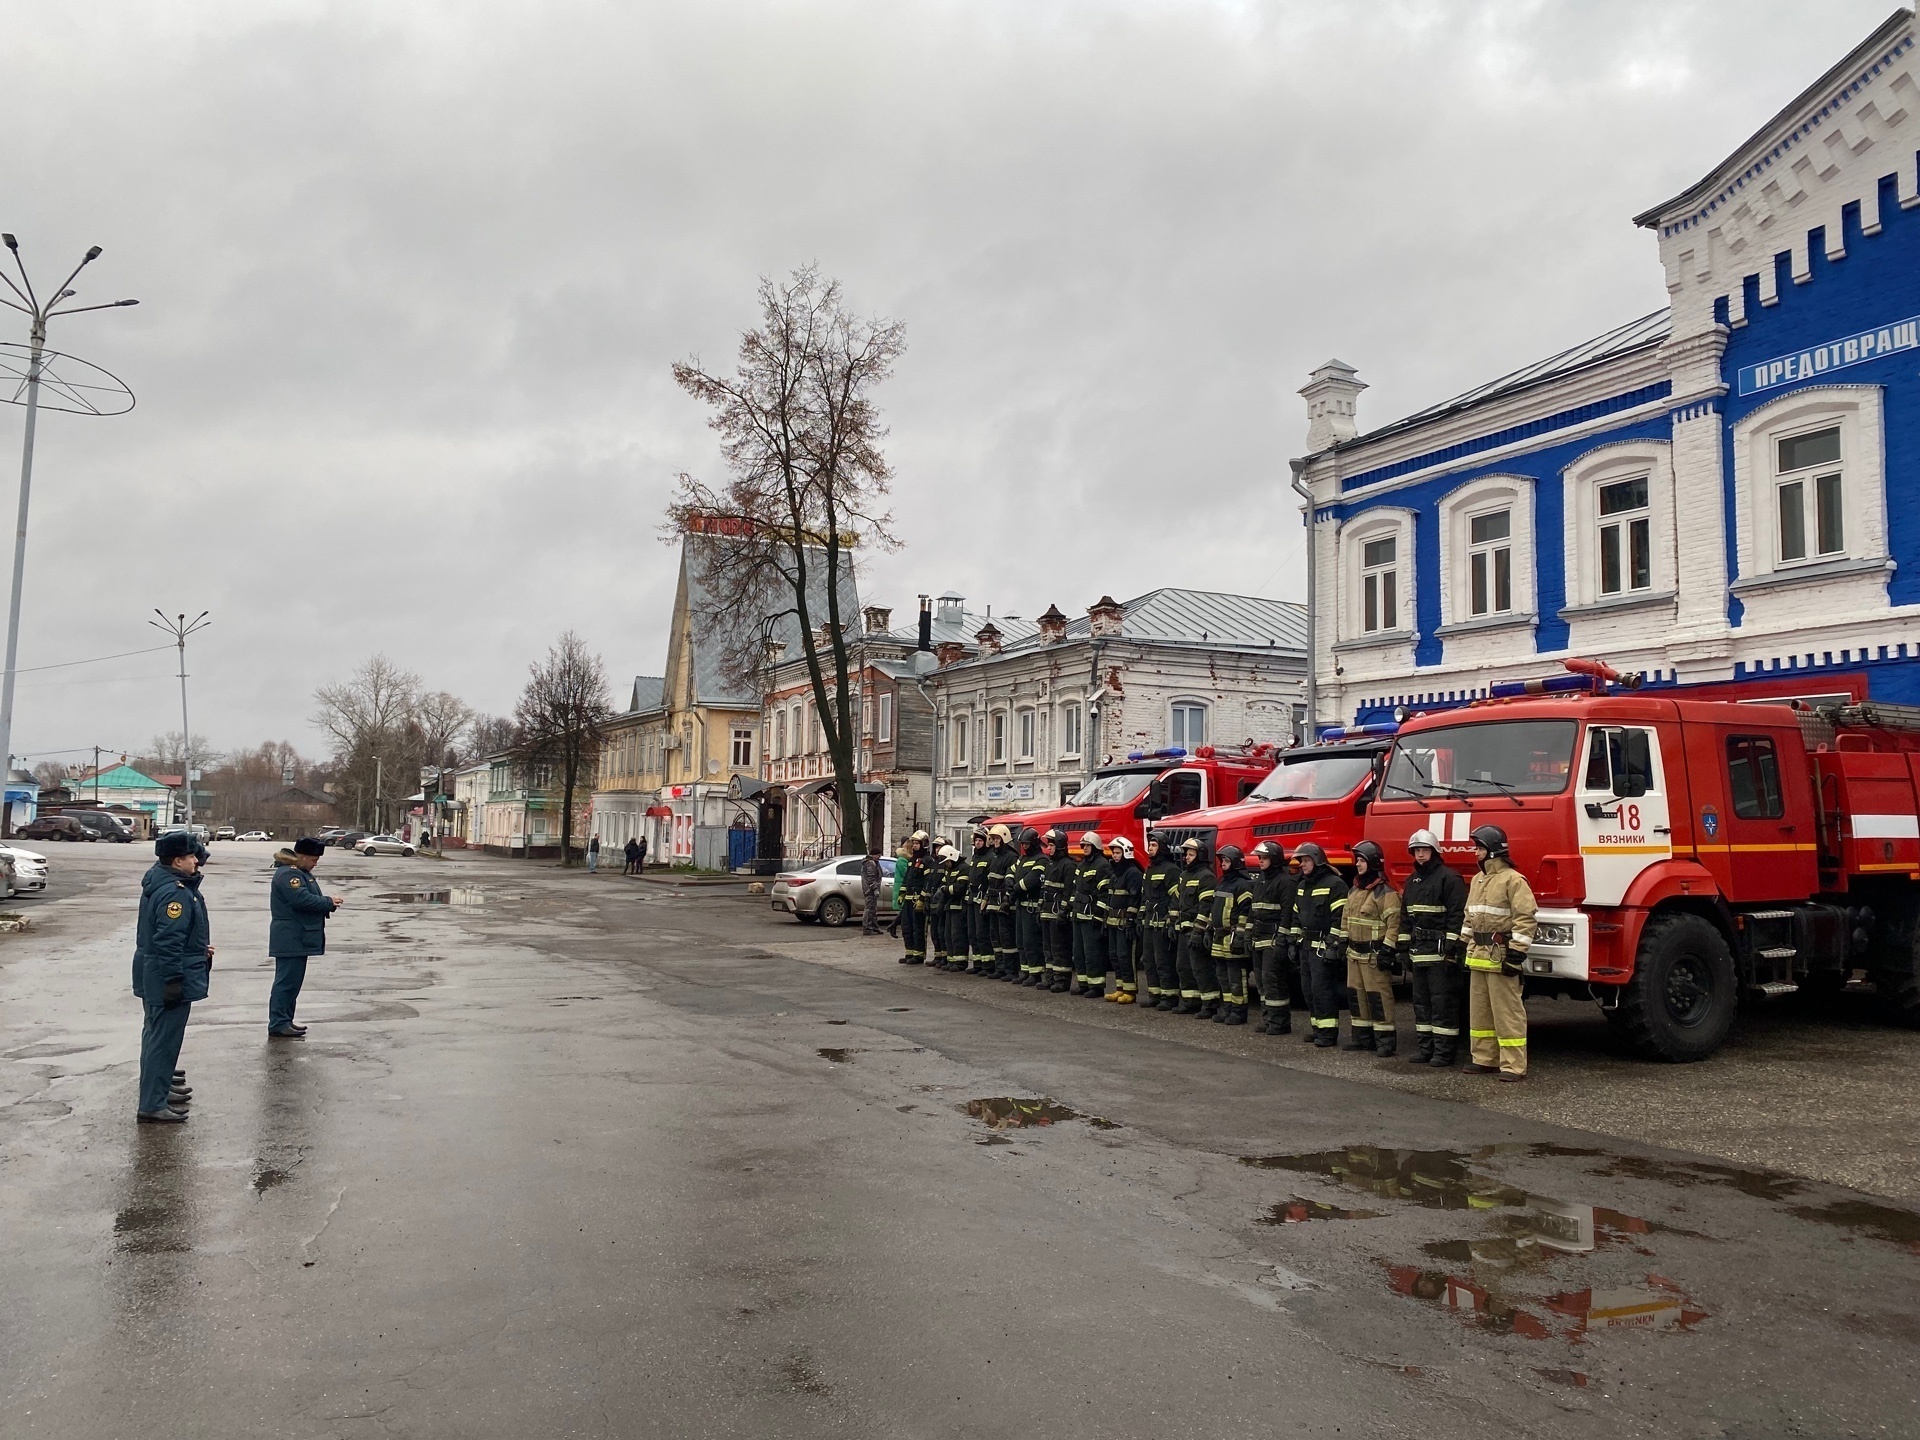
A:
[1518, 909, 1585, 980]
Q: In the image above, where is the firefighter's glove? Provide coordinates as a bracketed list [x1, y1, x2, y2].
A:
[1499, 949, 1525, 977]
[1444, 937, 1467, 965]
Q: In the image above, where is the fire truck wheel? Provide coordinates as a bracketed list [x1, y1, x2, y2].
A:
[1612, 912, 1737, 1063]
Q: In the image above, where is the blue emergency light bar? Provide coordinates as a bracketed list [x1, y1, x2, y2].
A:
[1488, 673, 1603, 699]
[1318, 722, 1399, 743]
[1125, 747, 1189, 762]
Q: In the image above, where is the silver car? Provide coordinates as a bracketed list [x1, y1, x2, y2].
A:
[771, 854, 897, 927]
[356, 834, 418, 856]
[0, 845, 39, 894]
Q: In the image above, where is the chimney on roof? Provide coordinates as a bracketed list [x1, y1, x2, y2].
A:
[1301, 359, 1366, 451]
[975, 622, 1003, 655]
[863, 604, 892, 636]
[935, 640, 967, 668]
[935, 592, 965, 627]
[1087, 595, 1125, 639]
[1036, 604, 1068, 645]
[917, 595, 933, 652]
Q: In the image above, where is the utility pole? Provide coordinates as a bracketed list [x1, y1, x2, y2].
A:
[0, 236, 137, 837]
[374, 753, 383, 835]
[93, 744, 100, 808]
[148, 611, 209, 828]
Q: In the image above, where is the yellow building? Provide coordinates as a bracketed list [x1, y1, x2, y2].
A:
[589, 676, 668, 858]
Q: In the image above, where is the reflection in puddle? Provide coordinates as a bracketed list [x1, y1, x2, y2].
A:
[1259, 1196, 1386, 1225]
[817, 1048, 852, 1064]
[1385, 1262, 1708, 1340]
[1788, 1198, 1920, 1252]
[113, 1202, 190, 1254]
[251, 1166, 295, 1195]
[962, 1096, 1114, 1131]
[375, 888, 490, 905]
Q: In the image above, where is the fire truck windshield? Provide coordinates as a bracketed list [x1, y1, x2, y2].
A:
[1066, 771, 1156, 808]
[1248, 753, 1376, 801]
[1383, 719, 1578, 799]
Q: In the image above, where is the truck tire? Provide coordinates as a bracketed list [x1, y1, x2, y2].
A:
[1869, 931, 1920, 1027]
[1610, 912, 1737, 1062]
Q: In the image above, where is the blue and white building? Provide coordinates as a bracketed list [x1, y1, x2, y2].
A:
[1301, 9, 1920, 727]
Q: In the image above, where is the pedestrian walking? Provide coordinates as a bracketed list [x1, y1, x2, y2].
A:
[1341, 839, 1401, 1056]
[1462, 825, 1537, 1082]
[136, 831, 213, 1122]
[624, 837, 641, 874]
[587, 834, 600, 872]
[860, 846, 883, 934]
[1401, 828, 1468, 1067]
[268, 837, 341, 1040]
[636, 835, 649, 871]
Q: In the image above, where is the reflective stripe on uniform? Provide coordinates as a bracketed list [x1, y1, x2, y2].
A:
[1498, 1036, 1527, 1047]
[1470, 1027, 1496, 1039]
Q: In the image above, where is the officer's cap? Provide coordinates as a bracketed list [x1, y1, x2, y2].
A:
[155, 831, 198, 862]
[294, 836, 327, 857]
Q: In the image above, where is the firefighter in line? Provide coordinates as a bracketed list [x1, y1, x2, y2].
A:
[1070, 831, 1110, 996]
[1207, 844, 1255, 1025]
[1291, 841, 1348, 1047]
[1040, 827, 1076, 992]
[1463, 824, 1537, 1082]
[925, 840, 952, 968]
[1401, 828, 1468, 1067]
[896, 831, 930, 965]
[942, 837, 973, 972]
[1140, 833, 1183, 1009]
[1342, 839, 1401, 1056]
[984, 823, 1018, 979]
[1248, 840, 1296, 1035]
[1014, 827, 1049, 986]
[966, 825, 993, 974]
[1101, 835, 1144, 1003]
[1174, 837, 1219, 1017]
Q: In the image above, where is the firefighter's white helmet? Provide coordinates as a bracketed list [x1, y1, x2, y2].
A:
[1107, 836, 1134, 858]
[1407, 828, 1441, 854]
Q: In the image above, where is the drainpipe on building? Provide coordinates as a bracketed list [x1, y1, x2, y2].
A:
[1289, 457, 1317, 737]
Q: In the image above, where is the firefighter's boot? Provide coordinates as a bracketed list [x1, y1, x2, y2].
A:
[1430, 1038, 1458, 1068]
[1223, 1004, 1248, 1026]
[1411, 1035, 1435, 1064]
[1373, 1028, 1397, 1059]
[1341, 1025, 1376, 1052]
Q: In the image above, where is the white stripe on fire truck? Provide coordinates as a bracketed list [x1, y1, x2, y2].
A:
[1853, 814, 1920, 840]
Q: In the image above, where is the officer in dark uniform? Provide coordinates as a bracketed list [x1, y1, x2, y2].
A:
[1140, 833, 1182, 1009]
[1173, 837, 1218, 1016]
[1013, 828, 1048, 985]
[1291, 841, 1349, 1047]
[1207, 844, 1255, 1024]
[1401, 827, 1469, 1066]
[1070, 831, 1110, 996]
[967, 826, 993, 974]
[983, 824, 1019, 979]
[925, 841, 953, 968]
[943, 840, 971, 968]
[896, 832, 929, 964]
[1040, 827, 1075, 992]
[1100, 836, 1143, 1003]
[136, 831, 213, 1122]
[268, 836, 340, 1038]
[1248, 840, 1296, 1035]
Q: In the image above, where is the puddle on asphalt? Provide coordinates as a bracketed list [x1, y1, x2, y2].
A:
[113, 1203, 189, 1254]
[962, 1096, 1116, 1131]
[375, 888, 492, 905]
[1258, 1196, 1386, 1225]
[1537, 1368, 1590, 1388]
[1384, 1262, 1708, 1340]
[251, 1166, 295, 1194]
[817, 1048, 852, 1064]
[885, 1006, 912, 1013]
[825, 1019, 848, 1025]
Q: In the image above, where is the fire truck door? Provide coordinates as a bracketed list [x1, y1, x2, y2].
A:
[1161, 769, 1206, 816]
[1576, 724, 1671, 906]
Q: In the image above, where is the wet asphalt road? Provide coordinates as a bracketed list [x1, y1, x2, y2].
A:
[2, 844, 1918, 1438]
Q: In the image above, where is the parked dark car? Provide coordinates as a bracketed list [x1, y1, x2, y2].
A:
[67, 811, 132, 842]
[20, 815, 93, 842]
[330, 830, 370, 849]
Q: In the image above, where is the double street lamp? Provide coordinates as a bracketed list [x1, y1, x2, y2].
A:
[149, 611, 210, 830]
[0, 236, 137, 831]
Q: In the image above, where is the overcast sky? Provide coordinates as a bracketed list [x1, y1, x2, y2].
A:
[0, 0, 1897, 766]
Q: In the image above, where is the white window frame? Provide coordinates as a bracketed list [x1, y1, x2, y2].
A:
[1560, 441, 1675, 614]
[1437, 476, 1535, 632]
[1466, 506, 1513, 617]
[1017, 707, 1035, 762]
[951, 712, 971, 770]
[877, 692, 893, 743]
[1771, 422, 1846, 566]
[1061, 703, 1082, 758]
[1170, 699, 1208, 750]
[989, 710, 1007, 765]
[774, 710, 786, 760]
[730, 728, 753, 768]
[1336, 508, 1415, 644]
[1731, 385, 1888, 592]
[1361, 534, 1399, 633]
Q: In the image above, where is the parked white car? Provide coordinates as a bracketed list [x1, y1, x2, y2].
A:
[357, 834, 417, 857]
[0, 844, 45, 894]
[770, 854, 897, 926]
[236, 830, 272, 842]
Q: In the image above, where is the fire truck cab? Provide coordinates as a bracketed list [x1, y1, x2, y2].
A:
[1366, 670, 1920, 1061]
[1149, 732, 1391, 869]
[982, 745, 1278, 854]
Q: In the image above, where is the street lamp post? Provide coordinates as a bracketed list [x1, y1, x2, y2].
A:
[149, 611, 209, 829]
[0, 237, 137, 835]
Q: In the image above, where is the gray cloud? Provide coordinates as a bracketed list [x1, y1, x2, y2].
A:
[0, 0, 1890, 761]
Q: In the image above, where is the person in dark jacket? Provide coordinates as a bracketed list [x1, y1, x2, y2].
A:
[1173, 837, 1218, 1016]
[1069, 832, 1111, 996]
[860, 847, 883, 935]
[636, 835, 649, 871]
[1140, 834, 1183, 1009]
[1100, 836, 1143, 1003]
[1401, 828, 1469, 1067]
[624, 837, 641, 874]
[1248, 840, 1297, 1035]
[1039, 828, 1075, 992]
[268, 837, 341, 1038]
[1207, 845, 1255, 1025]
[136, 831, 213, 1122]
[1013, 828, 1048, 986]
[1292, 842, 1350, 1048]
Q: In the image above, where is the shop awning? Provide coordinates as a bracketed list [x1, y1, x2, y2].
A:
[644, 804, 673, 817]
[728, 775, 779, 801]
[794, 778, 886, 799]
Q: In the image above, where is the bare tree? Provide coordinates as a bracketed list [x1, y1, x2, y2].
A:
[139, 732, 225, 777]
[31, 760, 68, 790]
[513, 632, 612, 866]
[469, 713, 520, 758]
[668, 267, 905, 854]
[312, 656, 422, 832]
[417, 690, 477, 769]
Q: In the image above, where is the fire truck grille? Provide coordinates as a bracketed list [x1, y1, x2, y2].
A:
[1252, 819, 1316, 837]
[1152, 823, 1217, 853]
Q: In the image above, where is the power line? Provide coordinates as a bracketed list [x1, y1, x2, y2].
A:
[10, 642, 172, 675]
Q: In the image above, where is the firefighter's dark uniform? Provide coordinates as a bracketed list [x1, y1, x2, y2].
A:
[944, 852, 972, 968]
[1141, 848, 1182, 1007]
[1342, 873, 1401, 1054]
[1071, 847, 1110, 995]
[967, 839, 992, 971]
[1466, 857, 1537, 1076]
[1208, 859, 1254, 1023]
[1174, 851, 1218, 1014]
[1402, 853, 1468, 1064]
[1042, 845, 1075, 990]
[924, 852, 950, 967]
[1102, 854, 1143, 999]
[985, 838, 1019, 978]
[1294, 860, 1349, 1045]
[1250, 861, 1297, 1033]
[897, 845, 928, 964]
[1014, 839, 1047, 983]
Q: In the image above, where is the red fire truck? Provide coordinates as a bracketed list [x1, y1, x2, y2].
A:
[1149, 730, 1393, 867]
[982, 744, 1279, 854]
[1363, 661, 1920, 1061]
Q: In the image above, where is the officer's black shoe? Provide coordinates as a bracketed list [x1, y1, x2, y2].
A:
[172, 1069, 187, 1083]
[1342, 1030, 1377, 1052]
[168, 1088, 192, 1105]
[289, 1023, 308, 1034]
[137, 1108, 188, 1123]
[269, 1027, 306, 1040]
[1272, 1015, 1294, 1035]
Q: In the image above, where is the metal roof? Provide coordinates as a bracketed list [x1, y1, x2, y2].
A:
[952, 587, 1306, 669]
[627, 675, 665, 714]
[678, 536, 861, 710]
[1337, 308, 1671, 453]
